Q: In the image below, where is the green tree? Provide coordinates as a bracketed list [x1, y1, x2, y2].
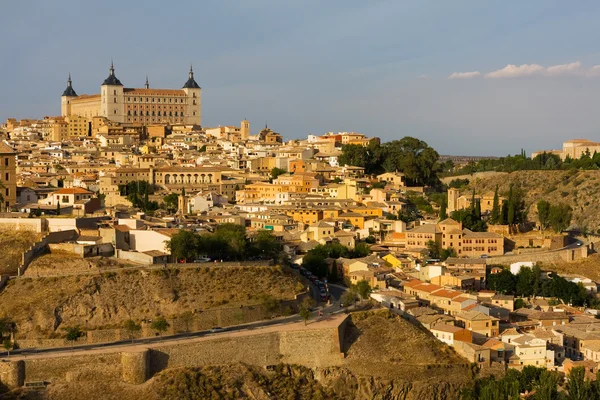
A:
[250, 230, 283, 260]
[328, 260, 339, 283]
[2, 338, 12, 357]
[489, 185, 500, 224]
[299, 305, 311, 325]
[548, 203, 572, 232]
[514, 298, 526, 310]
[356, 280, 372, 300]
[427, 240, 441, 259]
[270, 167, 287, 181]
[534, 369, 560, 400]
[439, 199, 448, 220]
[537, 199, 551, 230]
[515, 266, 534, 297]
[64, 326, 83, 348]
[351, 242, 371, 258]
[166, 230, 199, 262]
[566, 366, 592, 400]
[123, 319, 142, 343]
[56, 199, 61, 216]
[163, 193, 179, 213]
[507, 184, 515, 225]
[440, 247, 457, 261]
[151, 317, 170, 336]
[341, 290, 357, 307]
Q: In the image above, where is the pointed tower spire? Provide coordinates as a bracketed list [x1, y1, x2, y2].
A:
[102, 60, 123, 86]
[182, 64, 200, 89]
[62, 72, 77, 97]
[145, 75, 149, 89]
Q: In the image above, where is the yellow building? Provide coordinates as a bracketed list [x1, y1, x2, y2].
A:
[61, 63, 201, 126]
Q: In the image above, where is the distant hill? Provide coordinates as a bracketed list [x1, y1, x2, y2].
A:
[463, 170, 600, 230]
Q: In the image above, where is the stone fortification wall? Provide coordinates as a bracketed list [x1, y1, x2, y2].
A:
[0, 218, 43, 233]
[2, 316, 349, 387]
[487, 246, 589, 266]
[23, 353, 122, 383]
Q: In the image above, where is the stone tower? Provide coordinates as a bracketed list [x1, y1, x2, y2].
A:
[100, 61, 125, 123]
[241, 119, 250, 141]
[447, 188, 459, 213]
[182, 65, 202, 126]
[61, 73, 78, 117]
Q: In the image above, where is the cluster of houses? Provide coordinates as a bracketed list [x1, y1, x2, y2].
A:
[369, 270, 600, 377]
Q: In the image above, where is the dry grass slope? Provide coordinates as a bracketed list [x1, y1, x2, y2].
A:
[0, 266, 303, 338]
[466, 170, 600, 229]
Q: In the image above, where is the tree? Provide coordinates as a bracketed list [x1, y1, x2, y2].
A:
[567, 366, 592, 400]
[537, 200, 551, 230]
[56, 199, 61, 216]
[440, 247, 457, 261]
[490, 185, 500, 224]
[515, 266, 534, 297]
[2, 338, 12, 357]
[270, 167, 287, 181]
[426, 240, 441, 259]
[163, 193, 179, 213]
[166, 230, 199, 262]
[341, 290, 357, 307]
[548, 203, 572, 232]
[249, 230, 282, 260]
[507, 184, 515, 225]
[64, 326, 83, 348]
[474, 199, 481, 220]
[299, 305, 311, 326]
[514, 298, 526, 310]
[534, 369, 560, 400]
[123, 319, 141, 343]
[439, 199, 447, 221]
[151, 317, 170, 336]
[350, 242, 371, 258]
[328, 260, 339, 284]
[356, 280, 372, 300]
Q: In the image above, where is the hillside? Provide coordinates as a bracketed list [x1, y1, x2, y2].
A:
[0, 266, 303, 338]
[7, 311, 475, 400]
[464, 169, 600, 230]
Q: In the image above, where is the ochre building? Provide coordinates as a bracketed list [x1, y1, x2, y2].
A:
[61, 63, 201, 127]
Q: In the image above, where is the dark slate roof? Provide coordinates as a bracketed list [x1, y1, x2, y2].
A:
[62, 85, 77, 97]
[183, 77, 200, 89]
[103, 73, 123, 86]
[183, 66, 200, 89]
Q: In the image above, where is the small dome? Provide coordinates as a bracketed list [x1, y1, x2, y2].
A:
[102, 62, 123, 86]
[183, 65, 200, 89]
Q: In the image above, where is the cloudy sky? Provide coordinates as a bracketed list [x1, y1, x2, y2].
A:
[2, 0, 600, 155]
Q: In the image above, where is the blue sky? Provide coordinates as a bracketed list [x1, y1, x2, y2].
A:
[2, 0, 600, 155]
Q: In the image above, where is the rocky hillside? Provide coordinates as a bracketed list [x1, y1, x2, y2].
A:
[8, 311, 476, 400]
[463, 170, 600, 230]
[0, 266, 303, 338]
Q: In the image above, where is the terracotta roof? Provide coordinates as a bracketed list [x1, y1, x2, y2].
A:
[0, 142, 15, 154]
[52, 187, 94, 195]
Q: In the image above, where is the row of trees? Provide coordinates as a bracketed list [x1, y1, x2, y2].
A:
[487, 265, 588, 306]
[447, 149, 600, 177]
[167, 224, 282, 262]
[537, 200, 573, 232]
[488, 184, 528, 226]
[462, 365, 599, 400]
[338, 137, 441, 187]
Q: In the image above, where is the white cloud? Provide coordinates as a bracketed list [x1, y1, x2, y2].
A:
[587, 65, 600, 77]
[545, 61, 581, 76]
[485, 63, 545, 78]
[448, 71, 481, 79]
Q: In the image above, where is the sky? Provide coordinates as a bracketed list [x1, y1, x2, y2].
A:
[2, 0, 600, 156]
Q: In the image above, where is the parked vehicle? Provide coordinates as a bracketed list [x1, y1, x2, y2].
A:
[193, 257, 211, 263]
[210, 327, 226, 333]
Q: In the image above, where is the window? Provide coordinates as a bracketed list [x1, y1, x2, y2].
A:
[4, 173, 8, 180]
[4, 158, 8, 166]
[113, 90, 116, 95]
[114, 109, 117, 114]
[5, 188, 8, 196]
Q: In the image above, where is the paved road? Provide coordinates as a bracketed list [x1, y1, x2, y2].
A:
[0, 277, 347, 359]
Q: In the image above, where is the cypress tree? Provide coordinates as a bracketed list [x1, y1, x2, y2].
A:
[475, 199, 481, 220]
[507, 184, 515, 225]
[490, 185, 500, 224]
[56, 199, 61, 216]
[439, 200, 447, 221]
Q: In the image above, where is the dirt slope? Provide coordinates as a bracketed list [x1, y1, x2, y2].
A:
[0, 266, 303, 338]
